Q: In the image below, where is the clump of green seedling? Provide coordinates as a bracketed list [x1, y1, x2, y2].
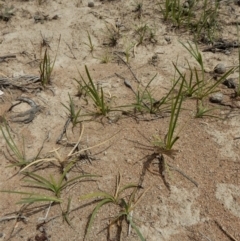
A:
[39, 36, 60, 88]
[132, 0, 143, 19]
[62, 93, 82, 129]
[153, 77, 184, 153]
[39, 48, 56, 87]
[177, 41, 234, 100]
[0, 120, 42, 168]
[104, 22, 121, 47]
[80, 172, 148, 241]
[195, 99, 220, 118]
[75, 65, 111, 116]
[83, 31, 95, 53]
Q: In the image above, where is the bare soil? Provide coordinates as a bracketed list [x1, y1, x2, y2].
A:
[0, 0, 240, 241]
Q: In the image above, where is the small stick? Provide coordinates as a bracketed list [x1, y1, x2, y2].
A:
[215, 220, 238, 241]
[0, 54, 16, 62]
[199, 232, 213, 241]
[168, 164, 198, 187]
[38, 202, 53, 222]
[128, 210, 133, 236]
[56, 118, 71, 144]
[0, 215, 27, 222]
[114, 53, 140, 83]
[64, 41, 77, 60]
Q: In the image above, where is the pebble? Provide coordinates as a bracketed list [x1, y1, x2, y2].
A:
[222, 78, 236, 89]
[214, 63, 226, 74]
[164, 36, 171, 44]
[209, 92, 223, 104]
[88, 1, 94, 7]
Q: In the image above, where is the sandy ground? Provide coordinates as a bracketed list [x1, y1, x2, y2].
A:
[0, 0, 240, 240]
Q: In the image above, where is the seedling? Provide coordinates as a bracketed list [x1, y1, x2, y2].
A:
[158, 0, 188, 28]
[191, 0, 220, 42]
[1, 162, 98, 205]
[39, 49, 55, 87]
[83, 31, 94, 53]
[77, 65, 111, 116]
[0, 121, 42, 168]
[123, 40, 134, 63]
[179, 41, 235, 100]
[79, 173, 147, 240]
[195, 100, 220, 118]
[135, 23, 149, 46]
[133, 0, 143, 19]
[152, 76, 184, 155]
[99, 49, 112, 64]
[104, 22, 120, 47]
[39, 36, 60, 88]
[61, 93, 82, 129]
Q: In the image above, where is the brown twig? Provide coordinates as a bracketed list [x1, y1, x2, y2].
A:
[0, 54, 16, 62]
[168, 163, 198, 187]
[215, 220, 238, 241]
[114, 53, 140, 83]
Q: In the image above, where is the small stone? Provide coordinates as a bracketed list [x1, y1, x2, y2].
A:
[214, 63, 226, 74]
[126, 158, 133, 164]
[88, 1, 94, 7]
[183, 1, 189, 8]
[152, 54, 158, 60]
[209, 92, 223, 103]
[164, 36, 171, 43]
[222, 78, 236, 89]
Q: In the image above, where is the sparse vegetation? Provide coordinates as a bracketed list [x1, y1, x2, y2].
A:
[1, 1, 239, 240]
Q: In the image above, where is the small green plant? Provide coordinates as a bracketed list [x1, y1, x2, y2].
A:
[133, 0, 143, 19]
[195, 100, 219, 118]
[39, 36, 60, 88]
[39, 48, 56, 87]
[131, 74, 158, 114]
[0, 121, 41, 168]
[76, 65, 111, 115]
[62, 93, 82, 129]
[1, 162, 98, 204]
[104, 22, 120, 47]
[159, 0, 189, 28]
[152, 77, 184, 153]
[99, 49, 112, 64]
[123, 41, 134, 63]
[80, 173, 147, 241]
[135, 23, 149, 46]
[189, 0, 219, 42]
[83, 31, 94, 53]
[179, 41, 234, 100]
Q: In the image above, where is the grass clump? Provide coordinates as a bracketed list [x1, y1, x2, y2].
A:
[62, 93, 82, 129]
[39, 36, 60, 88]
[80, 172, 148, 241]
[75, 65, 111, 116]
[39, 48, 56, 88]
[83, 30, 95, 53]
[177, 41, 234, 100]
[1, 162, 98, 204]
[0, 121, 41, 168]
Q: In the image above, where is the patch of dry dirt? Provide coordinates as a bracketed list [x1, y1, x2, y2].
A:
[0, 0, 240, 241]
